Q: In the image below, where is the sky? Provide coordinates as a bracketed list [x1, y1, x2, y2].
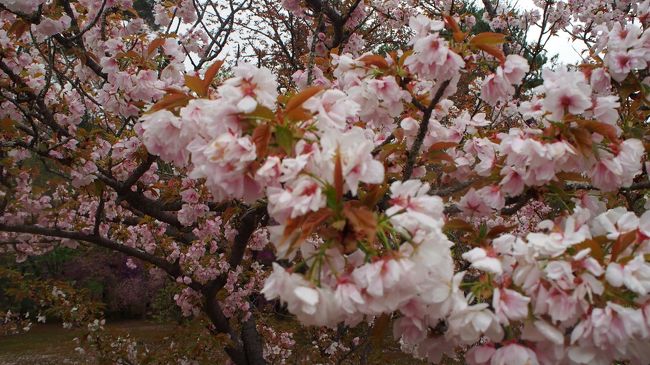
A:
[196, 0, 587, 67]
[517, 0, 586, 64]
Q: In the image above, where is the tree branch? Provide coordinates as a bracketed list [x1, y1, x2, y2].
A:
[201, 204, 268, 364]
[0, 223, 177, 275]
[402, 80, 450, 181]
[120, 154, 157, 192]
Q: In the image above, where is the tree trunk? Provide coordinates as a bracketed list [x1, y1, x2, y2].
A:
[241, 314, 266, 365]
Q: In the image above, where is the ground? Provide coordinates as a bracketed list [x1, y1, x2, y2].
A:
[0, 320, 177, 365]
[0, 319, 443, 364]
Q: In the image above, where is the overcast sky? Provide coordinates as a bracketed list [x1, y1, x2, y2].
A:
[517, 0, 586, 64]
[202, 0, 587, 68]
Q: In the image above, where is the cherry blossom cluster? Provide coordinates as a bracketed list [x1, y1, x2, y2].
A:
[141, 63, 278, 201]
[453, 201, 650, 365]
[260, 324, 296, 364]
[3, 0, 650, 363]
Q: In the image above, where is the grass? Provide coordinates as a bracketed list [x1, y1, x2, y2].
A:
[0, 318, 453, 364]
[0, 320, 177, 365]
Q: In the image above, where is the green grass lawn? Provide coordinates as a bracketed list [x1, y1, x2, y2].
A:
[0, 320, 177, 365]
[0, 319, 450, 364]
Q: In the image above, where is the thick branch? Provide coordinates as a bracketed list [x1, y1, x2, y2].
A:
[0, 223, 177, 274]
[565, 180, 650, 192]
[482, 0, 497, 17]
[201, 204, 268, 364]
[96, 172, 184, 228]
[120, 154, 157, 192]
[241, 313, 266, 365]
[304, 0, 345, 48]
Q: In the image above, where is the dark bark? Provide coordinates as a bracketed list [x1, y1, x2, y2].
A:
[241, 314, 266, 365]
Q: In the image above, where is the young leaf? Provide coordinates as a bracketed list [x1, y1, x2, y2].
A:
[342, 202, 377, 243]
[611, 230, 637, 262]
[444, 218, 474, 232]
[576, 119, 619, 143]
[575, 237, 607, 264]
[252, 123, 271, 158]
[8, 19, 29, 38]
[285, 86, 322, 114]
[473, 44, 506, 64]
[334, 148, 344, 204]
[470, 32, 507, 46]
[246, 105, 275, 121]
[444, 15, 465, 42]
[359, 183, 389, 208]
[359, 54, 389, 69]
[203, 60, 224, 87]
[147, 92, 192, 113]
[184, 74, 206, 97]
[283, 209, 333, 251]
[147, 37, 166, 57]
[428, 141, 458, 151]
[487, 225, 513, 238]
[275, 125, 294, 154]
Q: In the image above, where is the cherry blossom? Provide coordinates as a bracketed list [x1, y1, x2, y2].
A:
[2, 1, 650, 364]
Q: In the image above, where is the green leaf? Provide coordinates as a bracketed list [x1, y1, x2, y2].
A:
[275, 125, 294, 154]
[324, 186, 340, 212]
[477, 223, 488, 240]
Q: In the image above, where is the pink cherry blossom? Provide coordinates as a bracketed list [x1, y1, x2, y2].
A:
[492, 288, 530, 324]
[462, 247, 503, 275]
[218, 64, 279, 113]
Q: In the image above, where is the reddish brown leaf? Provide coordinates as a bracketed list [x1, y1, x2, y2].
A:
[0, 118, 14, 132]
[359, 54, 389, 69]
[8, 19, 28, 38]
[286, 86, 323, 113]
[124, 7, 140, 17]
[247, 105, 275, 121]
[569, 127, 593, 153]
[282, 217, 302, 242]
[474, 44, 506, 64]
[147, 37, 166, 57]
[163, 87, 187, 95]
[445, 16, 467, 42]
[428, 141, 458, 151]
[555, 172, 590, 183]
[285, 108, 313, 122]
[359, 183, 389, 208]
[470, 32, 507, 46]
[203, 60, 224, 87]
[577, 119, 619, 142]
[487, 225, 513, 238]
[427, 151, 454, 163]
[453, 30, 467, 42]
[378, 142, 402, 161]
[221, 206, 240, 224]
[147, 92, 191, 113]
[184, 74, 206, 96]
[611, 230, 637, 262]
[444, 218, 474, 232]
[252, 123, 271, 158]
[284, 86, 322, 122]
[281, 209, 333, 256]
[398, 50, 413, 68]
[575, 237, 607, 264]
[342, 202, 377, 242]
[283, 209, 331, 240]
[334, 148, 344, 203]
